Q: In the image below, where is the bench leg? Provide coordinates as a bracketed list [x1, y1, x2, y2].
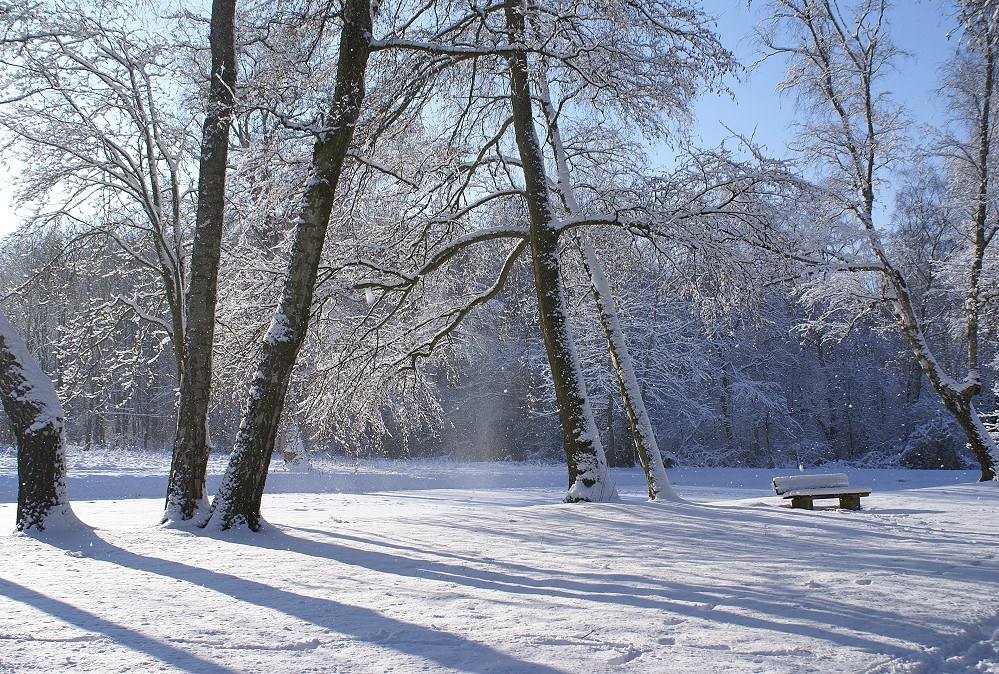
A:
[839, 495, 861, 510]
[790, 496, 813, 510]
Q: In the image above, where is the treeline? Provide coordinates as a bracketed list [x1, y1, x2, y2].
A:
[0, 196, 986, 471]
[1, 0, 998, 529]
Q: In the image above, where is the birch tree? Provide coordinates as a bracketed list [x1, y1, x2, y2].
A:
[534, 69, 676, 499]
[762, 0, 999, 479]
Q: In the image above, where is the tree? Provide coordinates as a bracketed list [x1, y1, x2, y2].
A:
[164, 0, 238, 523]
[0, 313, 76, 531]
[503, 0, 617, 501]
[203, 0, 374, 531]
[762, 0, 999, 479]
[0, 1, 194, 381]
[351, 0, 736, 499]
[534, 68, 676, 499]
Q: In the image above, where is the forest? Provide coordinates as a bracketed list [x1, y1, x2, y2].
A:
[1, 0, 998, 531]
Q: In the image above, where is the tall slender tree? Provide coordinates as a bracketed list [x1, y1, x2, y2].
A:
[763, 0, 999, 479]
[164, 0, 238, 523]
[204, 0, 374, 531]
[535, 72, 676, 500]
[504, 0, 617, 502]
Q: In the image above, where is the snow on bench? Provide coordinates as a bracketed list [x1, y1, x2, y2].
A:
[772, 473, 871, 511]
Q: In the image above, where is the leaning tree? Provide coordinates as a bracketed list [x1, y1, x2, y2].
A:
[761, 0, 999, 480]
[203, 0, 375, 531]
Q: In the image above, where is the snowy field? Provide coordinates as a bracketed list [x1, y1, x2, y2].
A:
[0, 448, 997, 673]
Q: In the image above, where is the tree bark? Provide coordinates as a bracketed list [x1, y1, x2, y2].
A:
[165, 0, 238, 523]
[0, 314, 75, 531]
[956, 4, 998, 480]
[578, 241, 679, 501]
[504, 0, 615, 502]
[533, 64, 675, 500]
[883, 268, 998, 480]
[204, 0, 373, 531]
[942, 391, 996, 481]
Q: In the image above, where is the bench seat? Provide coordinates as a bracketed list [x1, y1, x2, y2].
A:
[772, 473, 871, 510]
[779, 486, 871, 498]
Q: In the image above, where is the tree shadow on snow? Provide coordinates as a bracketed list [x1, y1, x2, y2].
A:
[249, 497, 994, 661]
[18, 498, 992, 671]
[30, 527, 566, 674]
[258, 520, 940, 658]
[0, 575, 243, 674]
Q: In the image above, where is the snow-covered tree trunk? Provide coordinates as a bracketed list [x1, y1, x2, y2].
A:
[533, 69, 676, 501]
[886, 279, 999, 480]
[577, 242, 680, 501]
[0, 314, 75, 531]
[949, 0, 999, 480]
[204, 0, 373, 531]
[165, 0, 238, 524]
[504, 0, 615, 503]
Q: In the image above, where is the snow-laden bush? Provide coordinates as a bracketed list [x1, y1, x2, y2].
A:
[899, 419, 972, 470]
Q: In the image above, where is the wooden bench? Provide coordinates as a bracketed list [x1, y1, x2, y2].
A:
[772, 473, 871, 510]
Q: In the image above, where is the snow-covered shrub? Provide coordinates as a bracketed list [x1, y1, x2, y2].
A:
[898, 419, 971, 470]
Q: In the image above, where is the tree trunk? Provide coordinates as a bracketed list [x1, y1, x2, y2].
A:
[942, 394, 996, 481]
[958, 9, 997, 481]
[717, 345, 734, 444]
[164, 0, 238, 523]
[883, 268, 999, 480]
[606, 385, 615, 465]
[0, 314, 76, 531]
[533, 62, 674, 500]
[203, 0, 373, 531]
[578, 241, 679, 501]
[504, 0, 615, 502]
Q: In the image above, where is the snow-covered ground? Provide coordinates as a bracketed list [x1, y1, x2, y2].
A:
[0, 448, 997, 673]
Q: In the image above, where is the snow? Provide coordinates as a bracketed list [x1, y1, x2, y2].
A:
[263, 306, 291, 345]
[777, 485, 872, 498]
[772, 473, 850, 493]
[0, 449, 997, 673]
[0, 314, 65, 431]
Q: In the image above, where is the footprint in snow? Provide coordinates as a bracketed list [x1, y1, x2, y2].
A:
[855, 578, 873, 585]
[606, 647, 643, 665]
[278, 638, 322, 651]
